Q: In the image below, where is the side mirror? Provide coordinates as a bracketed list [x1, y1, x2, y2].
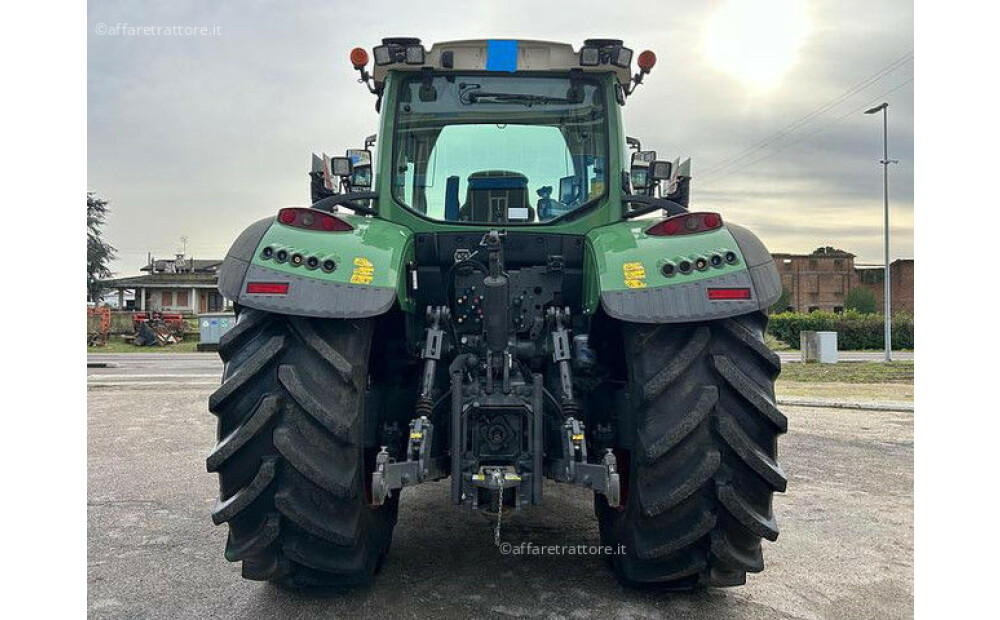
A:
[346, 149, 373, 190]
[558, 175, 580, 204]
[630, 167, 650, 192]
[632, 150, 657, 165]
[630, 150, 657, 191]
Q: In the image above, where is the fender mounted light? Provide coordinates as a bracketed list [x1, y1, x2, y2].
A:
[277, 207, 353, 231]
[646, 212, 723, 236]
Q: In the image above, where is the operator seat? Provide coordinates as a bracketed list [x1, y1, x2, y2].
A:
[459, 170, 534, 222]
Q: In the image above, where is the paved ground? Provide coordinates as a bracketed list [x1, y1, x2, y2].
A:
[86, 350, 914, 373]
[88, 355, 913, 619]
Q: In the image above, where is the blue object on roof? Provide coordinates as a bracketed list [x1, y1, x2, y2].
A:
[468, 175, 528, 190]
[486, 40, 518, 73]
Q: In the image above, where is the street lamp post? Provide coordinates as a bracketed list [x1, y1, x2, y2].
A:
[865, 102, 897, 363]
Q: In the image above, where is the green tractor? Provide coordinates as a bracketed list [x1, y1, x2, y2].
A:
[208, 38, 786, 589]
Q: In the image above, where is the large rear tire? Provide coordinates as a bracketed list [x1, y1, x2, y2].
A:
[207, 308, 398, 588]
[596, 311, 787, 589]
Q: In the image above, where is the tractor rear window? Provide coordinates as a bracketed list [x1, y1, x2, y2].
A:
[391, 74, 608, 224]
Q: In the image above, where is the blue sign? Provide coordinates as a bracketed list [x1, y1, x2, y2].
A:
[486, 40, 518, 73]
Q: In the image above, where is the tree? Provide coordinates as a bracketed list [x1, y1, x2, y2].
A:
[87, 192, 117, 302]
[768, 287, 791, 314]
[844, 287, 877, 314]
[811, 246, 848, 256]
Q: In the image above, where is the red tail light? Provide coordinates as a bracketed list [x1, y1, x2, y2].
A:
[277, 208, 353, 232]
[646, 212, 723, 236]
[246, 282, 289, 295]
[707, 287, 751, 300]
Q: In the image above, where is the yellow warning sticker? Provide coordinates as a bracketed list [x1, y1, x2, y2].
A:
[351, 257, 375, 284]
[623, 261, 647, 289]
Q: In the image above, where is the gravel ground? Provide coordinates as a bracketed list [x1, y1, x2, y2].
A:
[88, 377, 912, 619]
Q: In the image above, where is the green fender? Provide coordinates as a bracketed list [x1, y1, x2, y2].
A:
[218, 214, 414, 318]
[583, 219, 782, 323]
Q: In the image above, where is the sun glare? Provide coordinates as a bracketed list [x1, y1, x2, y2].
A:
[705, 0, 810, 93]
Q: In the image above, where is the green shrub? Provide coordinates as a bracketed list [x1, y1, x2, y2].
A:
[768, 287, 791, 314]
[844, 287, 877, 313]
[767, 310, 914, 350]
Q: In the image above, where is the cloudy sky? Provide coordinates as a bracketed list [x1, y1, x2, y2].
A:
[88, 0, 913, 276]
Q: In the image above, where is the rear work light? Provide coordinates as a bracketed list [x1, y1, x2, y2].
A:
[277, 207, 353, 232]
[646, 212, 723, 236]
[246, 282, 289, 295]
[373, 38, 424, 66]
[707, 288, 751, 300]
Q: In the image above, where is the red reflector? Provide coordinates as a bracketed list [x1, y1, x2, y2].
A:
[277, 207, 353, 232]
[246, 282, 289, 295]
[646, 212, 723, 236]
[707, 288, 751, 300]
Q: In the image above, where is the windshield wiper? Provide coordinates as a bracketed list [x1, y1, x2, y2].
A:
[462, 91, 570, 106]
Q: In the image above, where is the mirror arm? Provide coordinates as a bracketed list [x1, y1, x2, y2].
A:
[312, 191, 378, 216]
[621, 195, 687, 219]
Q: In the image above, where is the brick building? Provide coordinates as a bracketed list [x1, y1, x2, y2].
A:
[771, 247, 914, 315]
[854, 259, 915, 315]
[104, 254, 229, 314]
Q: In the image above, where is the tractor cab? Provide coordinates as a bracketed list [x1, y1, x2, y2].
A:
[340, 38, 661, 225]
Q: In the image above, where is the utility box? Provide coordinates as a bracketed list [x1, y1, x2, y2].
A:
[198, 312, 236, 351]
[801, 331, 838, 363]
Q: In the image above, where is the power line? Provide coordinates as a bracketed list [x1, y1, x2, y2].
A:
[700, 50, 913, 179]
[698, 77, 914, 189]
[699, 50, 914, 181]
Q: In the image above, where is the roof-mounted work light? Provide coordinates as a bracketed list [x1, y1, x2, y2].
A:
[611, 46, 633, 68]
[404, 45, 425, 65]
[579, 46, 600, 66]
[579, 39, 633, 69]
[373, 37, 425, 66]
[373, 44, 392, 65]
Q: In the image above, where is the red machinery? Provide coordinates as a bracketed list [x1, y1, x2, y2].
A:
[87, 306, 112, 346]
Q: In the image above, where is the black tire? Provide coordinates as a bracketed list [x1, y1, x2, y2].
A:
[596, 311, 787, 589]
[207, 307, 399, 588]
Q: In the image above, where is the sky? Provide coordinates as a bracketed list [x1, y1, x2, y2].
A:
[88, 0, 914, 276]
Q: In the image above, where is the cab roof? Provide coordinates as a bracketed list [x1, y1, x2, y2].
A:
[370, 39, 634, 87]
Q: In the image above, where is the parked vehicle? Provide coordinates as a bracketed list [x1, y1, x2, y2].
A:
[208, 38, 786, 589]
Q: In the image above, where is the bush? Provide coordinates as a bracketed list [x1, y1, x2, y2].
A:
[844, 288, 877, 314]
[768, 287, 791, 314]
[767, 310, 914, 350]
